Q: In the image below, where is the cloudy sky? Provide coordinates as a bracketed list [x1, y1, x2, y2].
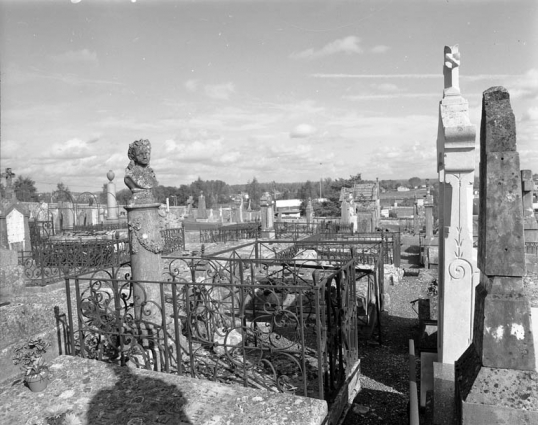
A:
[1, 0, 537, 193]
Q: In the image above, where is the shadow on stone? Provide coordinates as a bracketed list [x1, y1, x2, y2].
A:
[87, 363, 192, 425]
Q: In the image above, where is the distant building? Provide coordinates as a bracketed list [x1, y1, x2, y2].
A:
[275, 199, 301, 218]
[397, 186, 410, 192]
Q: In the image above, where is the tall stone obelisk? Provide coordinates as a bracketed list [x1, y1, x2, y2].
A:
[436, 45, 478, 364]
[455, 87, 537, 425]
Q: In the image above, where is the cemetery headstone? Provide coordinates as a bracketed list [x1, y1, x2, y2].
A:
[260, 192, 275, 237]
[306, 198, 314, 226]
[197, 192, 207, 220]
[455, 86, 537, 424]
[186, 196, 194, 220]
[106, 170, 119, 222]
[436, 44, 477, 364]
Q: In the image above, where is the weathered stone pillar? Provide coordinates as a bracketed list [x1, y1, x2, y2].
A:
[436, 45, 477, 364]
[126, 203, 164, 321]
[425, 194, 434, 239]
[521, 170, 538, 243]
[197, 192, 207, 220]
[260, 192, 275, 238]
[106, 170, 118, 222]
[306, 198, 314, 226]
[455, 87, 537, 424]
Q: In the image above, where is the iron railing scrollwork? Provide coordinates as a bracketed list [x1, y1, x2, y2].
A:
[63, 243, 373, 403]
[20, 239, 130, 286]
[161, 227, 186, 255]
[199, 223, 260, 244]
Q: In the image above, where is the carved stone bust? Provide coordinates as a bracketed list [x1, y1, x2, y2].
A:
[124, 139, 159, 205]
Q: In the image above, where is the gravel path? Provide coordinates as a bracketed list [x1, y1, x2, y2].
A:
[342, 236, 435, 425]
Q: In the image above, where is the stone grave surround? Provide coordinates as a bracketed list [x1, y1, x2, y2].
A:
[455, 87, 537, 424]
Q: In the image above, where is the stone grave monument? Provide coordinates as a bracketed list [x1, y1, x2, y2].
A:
[306, 197, 314, 226]
[260, 192, 275, 238]
[0, 168, 31, 252]
[105, 170, 119, 224]
[436, 44, 478, 364]
[197, 191, 207, 220]
[455, 87, 537, 424]
[185, 196, 194, 220]
[124, 139, 164, 321]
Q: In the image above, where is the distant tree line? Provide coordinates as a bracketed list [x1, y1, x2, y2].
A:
[4, 172, 445, 220]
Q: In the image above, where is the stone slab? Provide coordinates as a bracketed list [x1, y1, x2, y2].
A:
[460, 366, 538, 425]
[0, 355, 328, 425]
[433, 362, 456, 425]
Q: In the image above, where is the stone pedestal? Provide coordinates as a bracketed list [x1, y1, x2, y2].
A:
[125, 203, 164, 323]
[455, 87, 537, 425]
[436, 49, 477, 364]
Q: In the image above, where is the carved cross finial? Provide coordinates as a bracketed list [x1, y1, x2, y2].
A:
[443, 45, 461, 96]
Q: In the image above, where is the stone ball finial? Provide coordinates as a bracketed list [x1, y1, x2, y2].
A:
[107, 170, 115, 182]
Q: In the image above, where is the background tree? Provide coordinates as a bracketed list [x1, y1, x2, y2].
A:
[246, 177, 262, 209]
[99, 183, 108, 204]
[408, 177, 422, 188]
[14, 175, 37, 202]
[116, 188, 132, 205]
[0, 182, 5, 198]
[55, 182, 72, 202]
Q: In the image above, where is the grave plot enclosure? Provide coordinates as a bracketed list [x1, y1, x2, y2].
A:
[62, 239, 384, 407]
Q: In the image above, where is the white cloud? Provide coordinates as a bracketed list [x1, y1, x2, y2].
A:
[290, 36, 363, 60]
[204, 82, 235, 100]
[521, 106, 538, 122]
[46, 138, 93, 160]
[185, 79, 199, 92]
[370, 83, 400, 92]
[50, 49, 99, 66]
[290, 123, 317, 138]
[507, 69, 538, 100]
[343, 93, 438, 101]
[371, 45, 390, 54]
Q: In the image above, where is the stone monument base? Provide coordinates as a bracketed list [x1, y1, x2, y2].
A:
[261, 229, 275, 239]
[459, 367, 538, 424]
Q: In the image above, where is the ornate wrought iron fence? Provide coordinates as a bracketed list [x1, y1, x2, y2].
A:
[19, 239, 130, 286]
[63, 252, 361, 403]
[161, 227, 186, 255]
[72, 222, 128, 232]
[274, 222, 317, 239]
[29, 219, 55, 250]
[199, 223, 260, 244]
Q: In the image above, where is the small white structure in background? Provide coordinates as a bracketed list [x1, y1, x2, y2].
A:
[275, 199, 301, 219]
[6, 208, 25, 248]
